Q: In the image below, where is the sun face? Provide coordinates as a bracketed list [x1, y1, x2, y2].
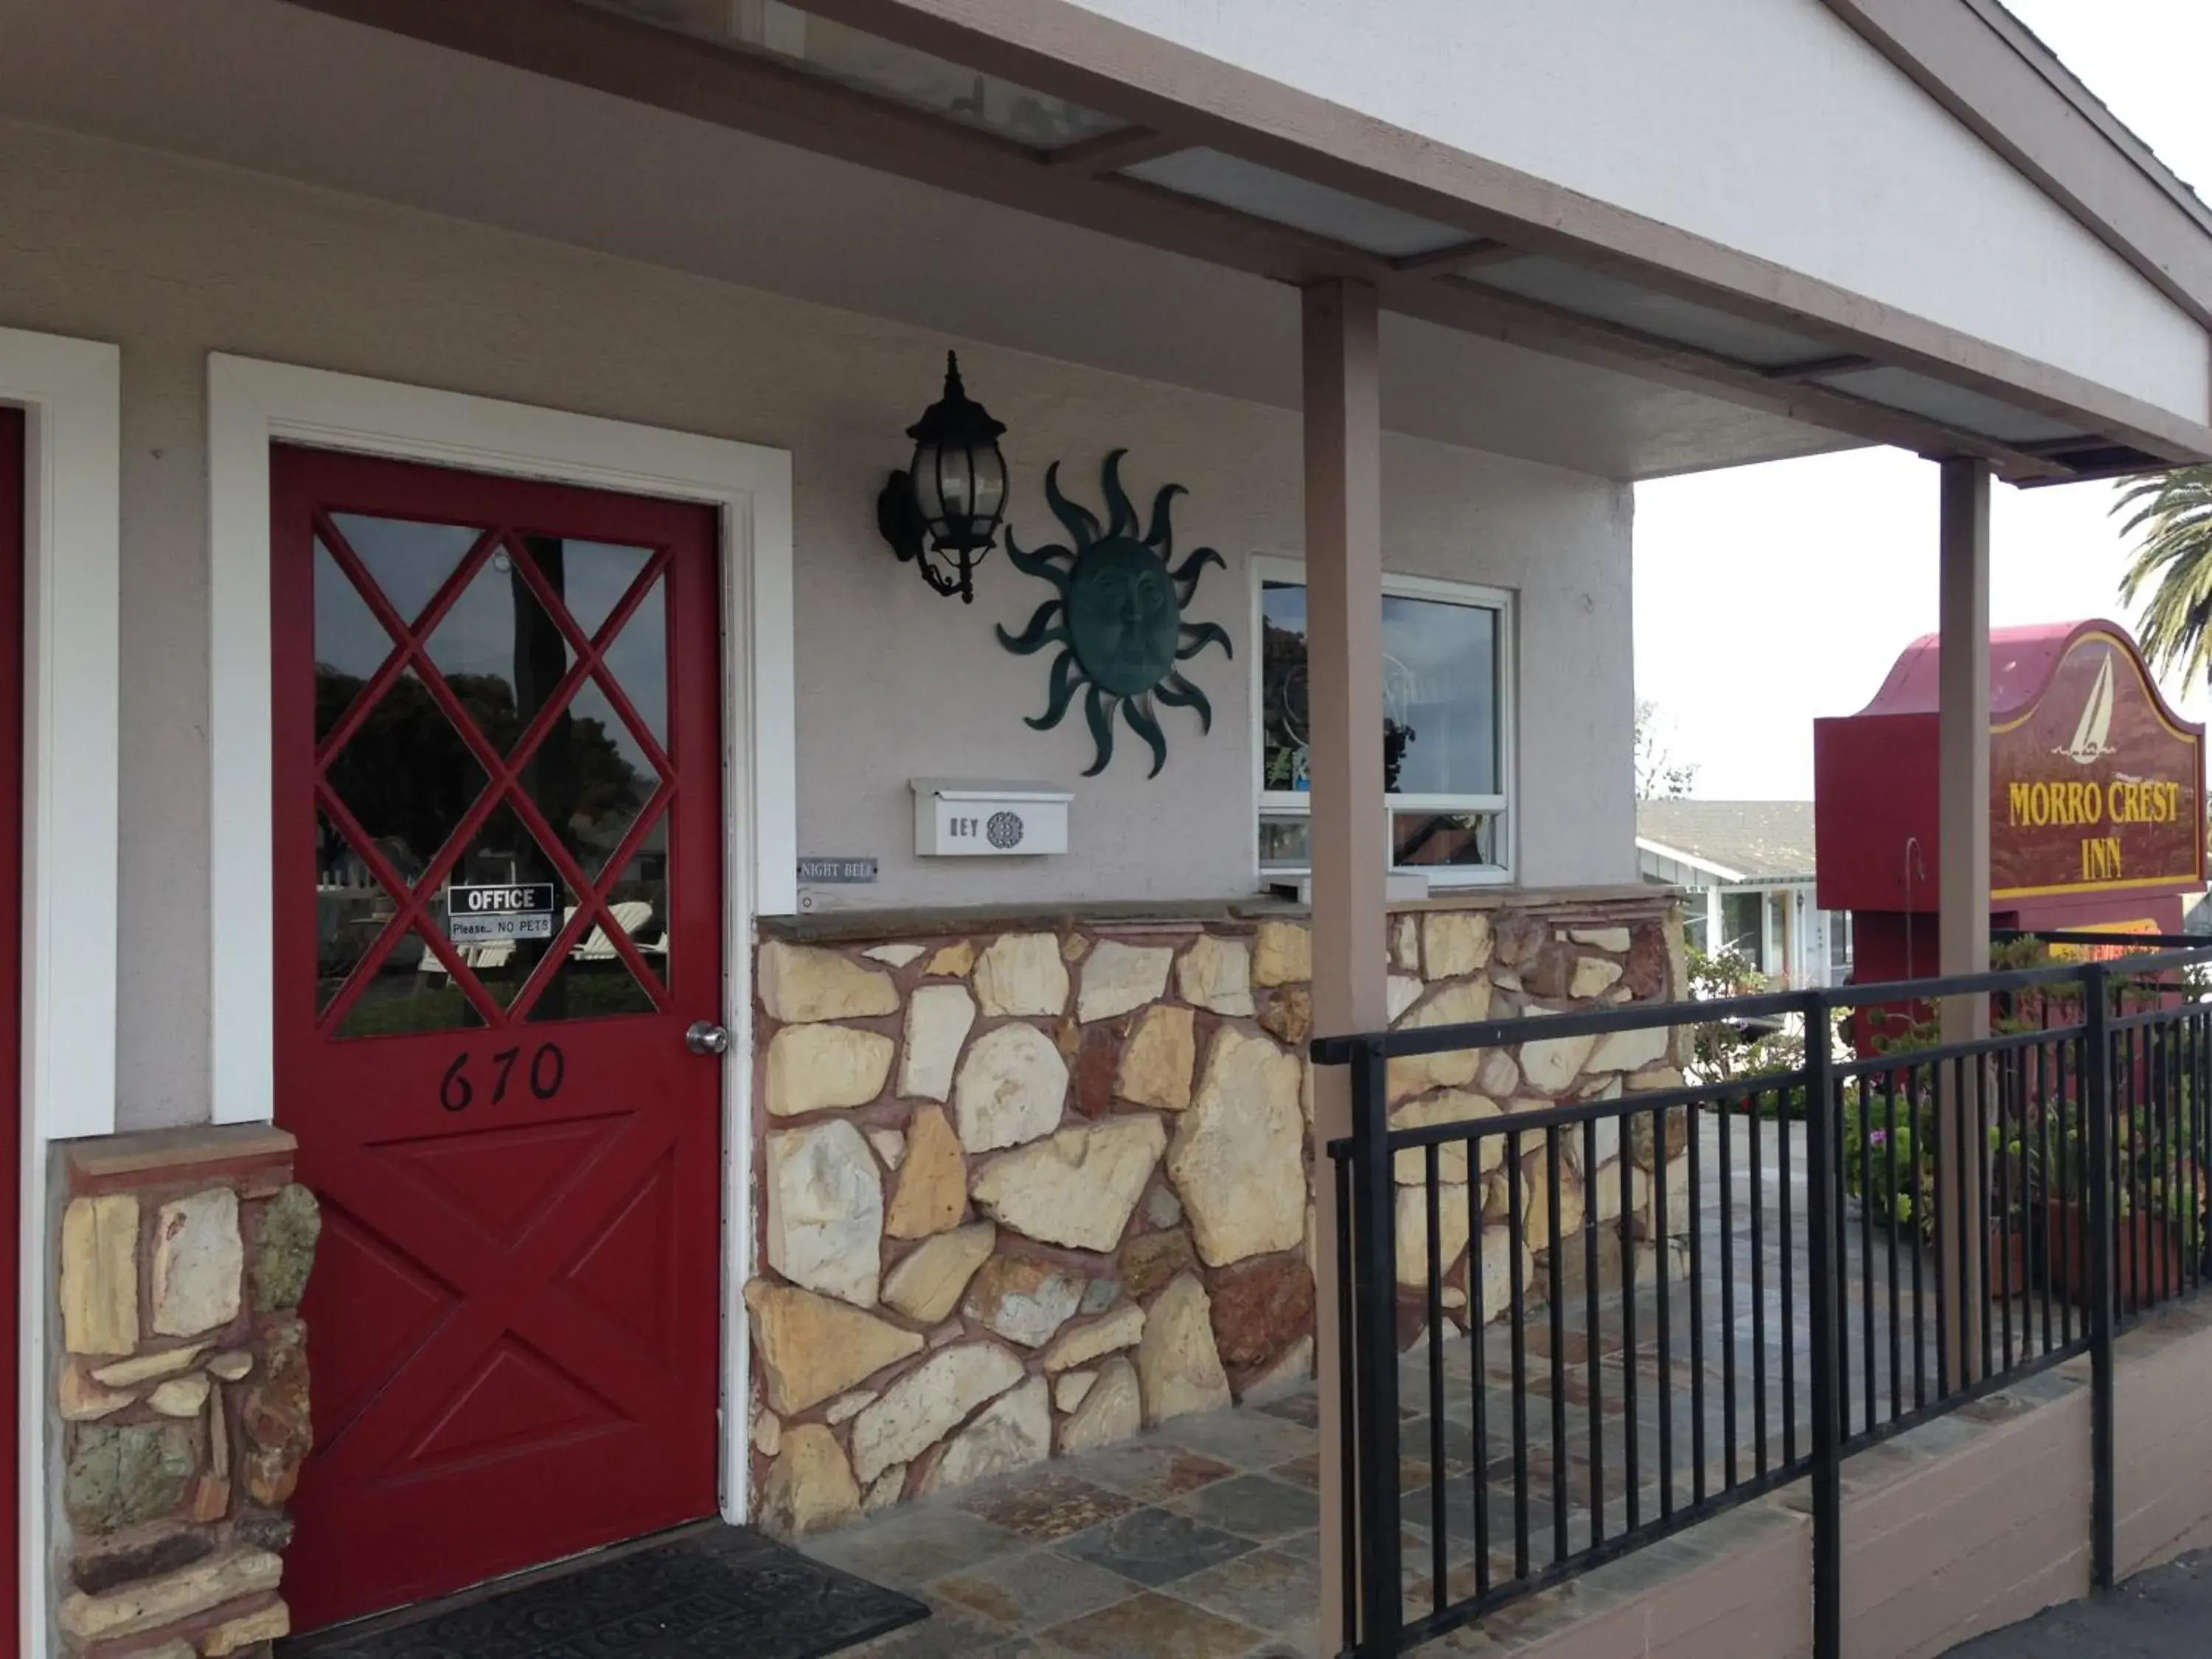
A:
[996, 450, 1231, 777]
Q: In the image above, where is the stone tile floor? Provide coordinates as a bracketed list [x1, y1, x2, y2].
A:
[803, 1395, 1326, 1658]
[807, 1113, 2084, 1659]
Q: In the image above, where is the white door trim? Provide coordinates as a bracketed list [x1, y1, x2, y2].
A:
[0, 324, 122, 1659]
[206, 352, 795, 1525]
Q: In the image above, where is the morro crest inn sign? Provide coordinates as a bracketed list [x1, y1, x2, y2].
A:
[1815, 619, 2208, 923]
[1992, 627, 2203, 897]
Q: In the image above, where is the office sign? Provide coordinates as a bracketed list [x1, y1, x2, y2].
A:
[446, 881, 559, 945]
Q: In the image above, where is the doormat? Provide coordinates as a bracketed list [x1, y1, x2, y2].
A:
[280, 1525, 929, 1659]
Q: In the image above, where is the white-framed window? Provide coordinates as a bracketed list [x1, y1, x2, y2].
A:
[1251, 555, 1515, 887]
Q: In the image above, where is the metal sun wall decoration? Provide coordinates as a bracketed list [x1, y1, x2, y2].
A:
[996, 451, 1231, 777]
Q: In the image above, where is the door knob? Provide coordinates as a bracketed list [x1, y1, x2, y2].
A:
[686, 1020, 731, 1056]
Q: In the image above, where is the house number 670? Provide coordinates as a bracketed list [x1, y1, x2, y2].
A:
[439, 1043, 566, 1112]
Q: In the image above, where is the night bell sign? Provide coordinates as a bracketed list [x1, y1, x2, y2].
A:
[911, 779, 1071, 858]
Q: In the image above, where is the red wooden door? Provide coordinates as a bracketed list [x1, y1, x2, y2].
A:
[271, 447, 725, 1632]
[0, 409, 24, 1659]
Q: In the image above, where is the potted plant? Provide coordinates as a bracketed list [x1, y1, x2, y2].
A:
[2027, 1091, 2205, 1313]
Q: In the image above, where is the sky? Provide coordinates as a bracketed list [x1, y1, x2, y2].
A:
[1632, 1, 2212, 801]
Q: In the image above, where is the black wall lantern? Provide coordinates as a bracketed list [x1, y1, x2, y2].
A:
[877, 352, 1009, 604]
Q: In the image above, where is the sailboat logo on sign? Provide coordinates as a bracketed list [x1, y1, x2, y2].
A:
[2055, 650, 2119, 765]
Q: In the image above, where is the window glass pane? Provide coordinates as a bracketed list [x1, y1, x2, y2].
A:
[1829, 911, 1853, 973]
[425, 546, 575, 754]
[1259, 582, 1310, 794]
[335, 925, 476, 1039]
[316, 812, 397, 1013]
[539, 538, 653, 639]
[594, 574, 669, 751]
[558, 678, 662, 879]
[527, 942, 658, 1023]
[1381, 594, 1497, 797]
[532, 821, 668, 1023]
[325, 669, 489, 887]
[1258, 814, 1311, 871]
[1721, 890, 1764, 970]
[329, 512, 479, 629]
[1683, 904, 1710, 957]
[313, 540, 397, 747]
[1260, 580, 1503, 799]
[1391, 811, 1500, 870]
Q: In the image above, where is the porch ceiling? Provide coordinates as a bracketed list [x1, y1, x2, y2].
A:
[0, 0, 1854, 483]
[261, 0, 2211, 485]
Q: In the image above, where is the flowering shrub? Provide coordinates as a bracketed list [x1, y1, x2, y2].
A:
[1843, 1087, 1935, 1233]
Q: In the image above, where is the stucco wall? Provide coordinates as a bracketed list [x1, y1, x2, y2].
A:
[1056, 0, 2211, 427]
[0, 119, 1635, 1132]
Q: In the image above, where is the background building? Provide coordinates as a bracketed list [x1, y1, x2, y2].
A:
[1637, 798, 1851, 987]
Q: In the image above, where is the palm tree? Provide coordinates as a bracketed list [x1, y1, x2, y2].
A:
[2116, 467, 2212, 694]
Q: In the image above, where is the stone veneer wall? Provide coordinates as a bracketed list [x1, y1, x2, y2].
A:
[746, 893, 1689, 1539]
[50, 1127, 321, 1659]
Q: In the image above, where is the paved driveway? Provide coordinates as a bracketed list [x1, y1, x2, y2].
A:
[1942, 1554, 2212, 1658]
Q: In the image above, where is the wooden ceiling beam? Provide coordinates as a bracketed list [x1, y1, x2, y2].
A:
[1764, 354, 1878, 382]
[1046, 126, 1191, 173]
[1391, 238, 1523, 275]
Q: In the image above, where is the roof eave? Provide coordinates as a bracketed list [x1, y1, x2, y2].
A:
[1635, 837, 1748, 885]
[1819, 0, 2212, 336]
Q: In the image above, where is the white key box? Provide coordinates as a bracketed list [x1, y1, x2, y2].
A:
[911, 779, 1072, 857]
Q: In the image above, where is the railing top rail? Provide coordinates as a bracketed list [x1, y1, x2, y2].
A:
[1310, 944, 2212, 1067]
[1832, 1022, 2086, 1075]
[1309, 986, 1801, 1065]
[1835, 953, 2199, 1003]
[1371, 1072, 1787, 1148]
[2112, 998, 2212, 1032]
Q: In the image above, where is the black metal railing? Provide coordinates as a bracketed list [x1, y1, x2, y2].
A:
[1314, 941, 2212, 1659]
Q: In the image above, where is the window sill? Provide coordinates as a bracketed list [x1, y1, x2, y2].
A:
[1256, 879, 1675, 914]
[1256, 869, 1517, 893]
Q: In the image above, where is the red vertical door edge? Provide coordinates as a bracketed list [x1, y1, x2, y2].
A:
[0, 408, 27, 1659]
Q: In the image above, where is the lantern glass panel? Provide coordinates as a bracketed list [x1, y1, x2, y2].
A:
[936, 448, 973, 518]
[912, 441, 1009, 552]
[968, 445, 1008, 525]
[911, 442, 965, 532]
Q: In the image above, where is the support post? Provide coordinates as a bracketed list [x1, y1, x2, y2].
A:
[1305, 279, 1391, 1653]
[1937, 456, 1992, 1386]
[2083, 961, 2116, 1587]
[1804, 990, 1843, 1659]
